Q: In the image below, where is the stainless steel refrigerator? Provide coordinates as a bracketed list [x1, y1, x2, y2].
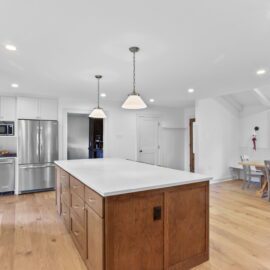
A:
[18, 120, 58, 193]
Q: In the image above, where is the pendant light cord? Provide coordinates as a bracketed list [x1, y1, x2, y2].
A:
[97, 77, 100, 108]
[133, 51, 136, 94]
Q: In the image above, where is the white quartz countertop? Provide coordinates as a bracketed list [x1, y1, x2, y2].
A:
[55, 158, 211, 197]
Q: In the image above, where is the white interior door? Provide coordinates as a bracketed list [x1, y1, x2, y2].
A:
[137, 116, 159, 165]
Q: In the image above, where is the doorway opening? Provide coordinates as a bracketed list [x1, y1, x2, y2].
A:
[89, 118, 104, 159]
[67, 113, 104, 160]
[189, 118, 195, 172]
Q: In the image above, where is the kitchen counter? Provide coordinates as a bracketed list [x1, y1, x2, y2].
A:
[55, 158, 211, 196]
[55, 158, 210, 270]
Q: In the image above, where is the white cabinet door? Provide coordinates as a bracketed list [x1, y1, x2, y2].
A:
[0, 96, 16, 121]
[17, 97, 39, 119]
[39, 99, 58, 120]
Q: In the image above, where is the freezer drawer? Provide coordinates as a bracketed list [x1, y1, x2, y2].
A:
[19, 163, 55, 193]
[0, 158, 15, 192]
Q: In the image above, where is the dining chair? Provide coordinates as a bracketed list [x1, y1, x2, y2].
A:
[264, 160, 270, 201]
[240, 155, 263, 189]
[242, 164, 252, 189]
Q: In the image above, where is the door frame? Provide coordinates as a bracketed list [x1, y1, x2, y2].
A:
[136, 115, 161, 165]
[61, 108, 108, 160]
[189, 118, 196, 172]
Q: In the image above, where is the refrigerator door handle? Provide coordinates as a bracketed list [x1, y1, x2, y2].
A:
[20, 165, 46, 169]
[37, 125, 40, 159]
[20, 164, 56, 169]
[44, 164, 55, 168]
[39, 124, 43, 162]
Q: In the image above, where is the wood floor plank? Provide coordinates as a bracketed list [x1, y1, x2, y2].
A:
[1, 180, 270, 269]
[0, 192, 87, 270]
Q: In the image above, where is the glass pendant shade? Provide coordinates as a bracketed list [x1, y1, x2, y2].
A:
[89, 107, 106, 118]
[89, 75, 106, 118]
[122, 94, 147, 109]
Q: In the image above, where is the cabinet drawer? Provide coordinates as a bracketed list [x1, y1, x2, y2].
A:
[70, 191, 85, 226]
[70, 176, 84, 199]
[61, 201, 70, 231]
[70, 213, 86, 259]
[85, 186, 104, 218]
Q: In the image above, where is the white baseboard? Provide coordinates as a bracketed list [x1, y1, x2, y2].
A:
[210, 177, 236, 184]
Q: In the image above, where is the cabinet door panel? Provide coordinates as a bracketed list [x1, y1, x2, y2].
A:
[61, 200, 70, 231]
[39, 99, 58, 120]
[105, 193, 164, 270]
[70, 191, 85, 227]
[0, 96, 16, 121]
[165, 183, 209, 269]
[86, 206, 104, 270]
[17, 97, 39, 119]
[70, 212, 86, 259]
[56, 166, 61, 215]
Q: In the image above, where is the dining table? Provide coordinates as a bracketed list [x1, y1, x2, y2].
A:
[239, 161, 269, 200]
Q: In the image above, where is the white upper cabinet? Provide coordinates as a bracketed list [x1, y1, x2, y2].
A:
[39, 98, 58, 120]
[17, 97, 58, 120]
[17, 97, 39, 119]
[0, 96, 16, 121]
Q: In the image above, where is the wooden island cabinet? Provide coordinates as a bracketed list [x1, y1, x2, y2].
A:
[55, 159, 210, 270]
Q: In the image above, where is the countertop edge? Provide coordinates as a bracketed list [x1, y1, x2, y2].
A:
[55, 160, 212, 197]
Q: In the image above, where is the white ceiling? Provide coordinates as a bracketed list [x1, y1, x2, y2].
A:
[228, 91, 261, 106]
[1, 0, 270, 107]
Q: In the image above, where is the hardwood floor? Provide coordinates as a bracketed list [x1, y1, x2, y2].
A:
[1, 180, 270, 270]
[0, 192, 87, 270]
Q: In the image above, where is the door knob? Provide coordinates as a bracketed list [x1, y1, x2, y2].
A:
[139, 150, 143, 153]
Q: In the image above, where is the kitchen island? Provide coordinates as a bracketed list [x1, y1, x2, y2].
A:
[55, 158, 211, 270]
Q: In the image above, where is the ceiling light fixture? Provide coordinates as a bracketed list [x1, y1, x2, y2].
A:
[11, 83, 19, 88]
[89, 75, 106, 119]
[122, 47, 147, 110]
[149, 98, 155, 103]
[256, 69, 266, 75]
[5, 44, 17, 51]
[188, 88, 194, 93]
[100, 93, 106, 98]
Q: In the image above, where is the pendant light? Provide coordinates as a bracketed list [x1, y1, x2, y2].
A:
[89, 75, 106, 118]
[122, 47, 147, 109]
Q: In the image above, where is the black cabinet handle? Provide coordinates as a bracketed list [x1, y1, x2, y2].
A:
[153, 206, 162, 221]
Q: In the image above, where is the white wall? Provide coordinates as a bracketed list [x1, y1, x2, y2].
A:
[160, 128, 185, 170]
[58, 97, 186, 170]
[196, 98, 240, 181]
[239, 109, 270, 161]
[0, 137, 17, 153]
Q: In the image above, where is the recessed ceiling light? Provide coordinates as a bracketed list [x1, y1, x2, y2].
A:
[11, 83, 19, 88]
[188, 88, 194, 93]
[100, 93, 106, 98]
[256, 69, 266, 75]
[5, 44, 17, 51]
[149, 98, 155, 103]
